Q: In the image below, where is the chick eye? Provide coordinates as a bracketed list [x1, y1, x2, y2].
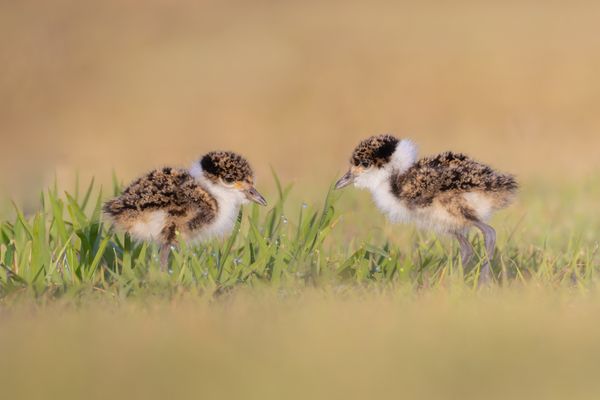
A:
[360, 161, 370, 168]
[223, 177, 235, 184]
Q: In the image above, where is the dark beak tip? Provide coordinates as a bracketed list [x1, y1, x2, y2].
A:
[246, 187, 267, 206]
[335, 172, 353, 190]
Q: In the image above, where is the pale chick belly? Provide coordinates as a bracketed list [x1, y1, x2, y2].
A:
[462, 191, 495, 222]
[416, 193, 496, 233]
[377, 191, 496, 234]
[411, 205, 463, 233]
[127, 207, 238, 244]
[187, 209, 238, 244]
[129, 210, 167, 242]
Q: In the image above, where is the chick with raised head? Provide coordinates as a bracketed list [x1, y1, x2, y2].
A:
[104, 151, 267, 270]
[335, 135, 517, 284]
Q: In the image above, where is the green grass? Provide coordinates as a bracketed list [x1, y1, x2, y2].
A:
[1, 175, 599, 301]
[1, 177, 600, 400]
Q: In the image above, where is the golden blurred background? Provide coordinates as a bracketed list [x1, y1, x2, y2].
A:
[2, 4, 600, 397]
[2, 0, 600, 201]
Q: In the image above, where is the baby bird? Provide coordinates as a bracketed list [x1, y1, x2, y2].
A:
[104, 151, 267, 270]
[335, 135, 517, 283]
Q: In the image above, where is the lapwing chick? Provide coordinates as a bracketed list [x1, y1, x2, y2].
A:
[104, 151, 267, 271]
[335, 135, 517, 284]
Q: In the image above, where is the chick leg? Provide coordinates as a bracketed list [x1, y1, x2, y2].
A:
[473, 221, 496, 284]
[159, 223, 178, 272]
[159, 243, 171, 272]
[453, 232, 474, 266]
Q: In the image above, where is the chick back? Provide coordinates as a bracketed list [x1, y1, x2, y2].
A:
[392, 152, 518, 210]
[103, 167, 218, 243]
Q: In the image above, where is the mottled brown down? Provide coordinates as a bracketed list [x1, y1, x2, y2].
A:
[391, 151, 518, 221]
[103, 167, 217, 244]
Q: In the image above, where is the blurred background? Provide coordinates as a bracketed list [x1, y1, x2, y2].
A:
[2, 0, 600, 202]
[2, 4, 600, 398]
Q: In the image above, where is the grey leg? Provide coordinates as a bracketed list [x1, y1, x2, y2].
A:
[453, 232, 474, 266]
[474, 221, 496, 259]
[473, 221, 496, 284]
[159, 243, 171, 272]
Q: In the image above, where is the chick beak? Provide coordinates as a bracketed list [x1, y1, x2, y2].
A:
[335, 170, 355, 190]
[244, 186, 268, 206]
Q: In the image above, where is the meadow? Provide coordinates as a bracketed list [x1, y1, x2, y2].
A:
[1, 173, 599, 399]
[1, 174, 599, 299]
[2, 0, 600, 398]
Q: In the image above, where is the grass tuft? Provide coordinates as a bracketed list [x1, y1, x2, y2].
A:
[0, 177, 598, 301]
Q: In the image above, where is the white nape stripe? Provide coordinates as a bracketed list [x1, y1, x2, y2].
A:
[189, 161, 204, 181]
[390, 139, 418, 173]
